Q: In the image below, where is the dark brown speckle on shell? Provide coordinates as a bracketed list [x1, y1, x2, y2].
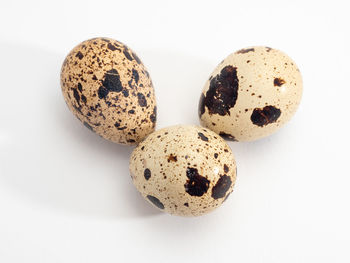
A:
[212, 175, 232, 199]
[199, 65, 239, 117]
[147, 195, 164, 209]
[251, 106, 281, 127]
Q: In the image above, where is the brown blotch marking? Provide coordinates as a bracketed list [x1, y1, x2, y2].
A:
[274, 77, 286, 87]
[198, 132, 208, 142]
[122, 89, 129, 97]
[219, 132, 237, 142]
[81, 94, 87, 104]
[77, 83, 83, 92]
[224, 164, 229, 173]
[214, 153, 218, 159]
[127, 79, 133, 89]
[137, 93, 147, 107]
[199, 66, 239, 117]
[72, 88, 80, 105]
[168, 154, 177, 162]
[98, 69, 123, 99]
[184, 167, 210, 197]
[146, 195, 164, 209]
[132, 69, 139, 84]
[251, 105, 281, 127]
[103, 69, 123, 92]
[75, 51, 84, 60]
[266, 47, 273, 52]
[123, 49, 133, 61]
[236, 48, 255, 54]
[107, 43, 119, 51]
[150, 106, 157, 124]
[144, 168, 151, 180]
[212, 175, 232, 199]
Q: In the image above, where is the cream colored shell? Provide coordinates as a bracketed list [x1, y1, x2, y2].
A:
[61, 37, 156, 145]
[129, 125, 237, 217]
[199, 46, 302, 142]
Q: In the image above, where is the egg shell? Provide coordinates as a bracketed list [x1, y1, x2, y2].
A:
[199, 46, 302, 142]
[129, 125, 237, 217]
[61, 37, 157, 145]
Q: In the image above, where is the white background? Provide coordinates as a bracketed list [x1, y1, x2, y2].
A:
[0, 0, 349, 262]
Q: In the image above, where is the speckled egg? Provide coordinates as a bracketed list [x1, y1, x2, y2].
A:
[61, 37, 157, 145]
[129, 125, 237, 216]
[199, 46, 302, 142]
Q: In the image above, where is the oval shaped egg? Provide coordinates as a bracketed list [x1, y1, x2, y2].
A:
[129, 125, 237, 216]
[198, 46, 302, 142]
[61, 37, 157, 145]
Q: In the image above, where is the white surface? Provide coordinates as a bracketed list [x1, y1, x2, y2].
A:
[0, 0, 349, 262]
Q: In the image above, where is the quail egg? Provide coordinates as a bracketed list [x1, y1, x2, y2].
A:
[199, 46, 302, 142]
[129, 125, 237, 216]
[61, 37, 157, 145]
